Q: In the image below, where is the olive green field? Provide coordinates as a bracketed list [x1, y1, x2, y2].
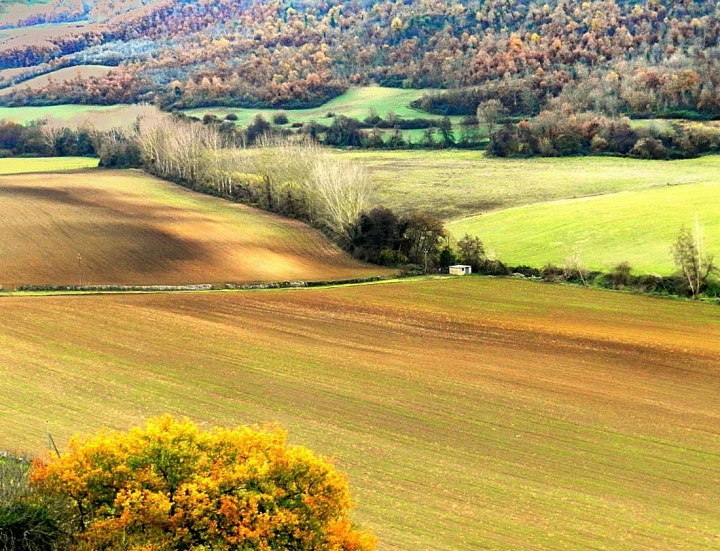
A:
[181, 86, 445, 127]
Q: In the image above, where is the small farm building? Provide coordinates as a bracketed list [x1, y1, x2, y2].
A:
[449, 265, 472, 275]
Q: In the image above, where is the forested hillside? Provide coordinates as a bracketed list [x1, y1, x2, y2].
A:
[0, 0, 718, 117]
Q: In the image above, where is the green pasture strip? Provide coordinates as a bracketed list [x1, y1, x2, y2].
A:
[448, 180, 720, 275]
[0, 104, 154, 129]
[1, 278, 719, 550]
[338, 151, 720, 220]
[0, 157, 98, 174]
[181, 86, 455, 127]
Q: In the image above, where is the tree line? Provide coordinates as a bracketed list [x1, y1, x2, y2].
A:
[485, 106, 720, 159]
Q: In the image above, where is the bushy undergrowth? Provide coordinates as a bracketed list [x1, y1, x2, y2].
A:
[0, 455, 66, 551]
[530, 261, 713, 299]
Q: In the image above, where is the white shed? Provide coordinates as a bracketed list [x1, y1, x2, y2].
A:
[449, 265, 472, 275]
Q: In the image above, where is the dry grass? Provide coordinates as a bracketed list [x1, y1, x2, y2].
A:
[0, 168, 388, 287]
[0, 65, 115, 97]
[339, 150, 720, 220]
[0, 278, 718, 550]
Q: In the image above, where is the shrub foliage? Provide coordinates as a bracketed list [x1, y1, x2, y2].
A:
[31, 415, 375, 551]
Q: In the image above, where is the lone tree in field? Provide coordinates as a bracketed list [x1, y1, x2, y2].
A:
[31, 415, 376, 551]
[671, 221, 716, 298]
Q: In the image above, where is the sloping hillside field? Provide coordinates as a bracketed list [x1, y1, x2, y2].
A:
[343, 151, 720, 220]
[1, 278, 719, 550]
[447, 179, 720, 275]
[0, 167, 384, 287]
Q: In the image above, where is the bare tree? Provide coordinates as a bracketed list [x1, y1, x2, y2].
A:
[563, 253, 588, 285]
[40, 118, 67, 154]
[476, 99, 506, 138]
[308, 157, 374, 243]
[135, 111, 225, 184]
[672, 220, 716, 298]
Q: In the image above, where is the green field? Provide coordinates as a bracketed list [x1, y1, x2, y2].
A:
[339, 151, 720, 220]
[181, 85, 468, 144]
[0, 103, 160, 130]
[2, 278, 719, 550]
[181, 86, 439, 126]
[0, 156, 98, 173]
[447, 179, 720, 274]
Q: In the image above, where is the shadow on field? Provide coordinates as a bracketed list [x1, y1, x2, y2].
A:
[0, 184, 214, 284]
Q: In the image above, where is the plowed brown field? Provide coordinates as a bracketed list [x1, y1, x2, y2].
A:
[1, 278, 719, 550]
[0, 168, 387, 286]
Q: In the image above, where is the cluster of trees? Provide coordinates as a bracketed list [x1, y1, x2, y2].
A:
[107, 112, 375, 245]
[235, 113, 480, 150]
[0, 415, 375, 551]
[0, 0, 718, 115]
[487, 107, 720, 158]
[348, 207, 510, 275]
[0, 119, 97, 157]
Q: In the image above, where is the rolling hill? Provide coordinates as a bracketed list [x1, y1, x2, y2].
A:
[1, 277, 719, 550]
[0, 163, 388, 288]
[447, 175, 720, 275]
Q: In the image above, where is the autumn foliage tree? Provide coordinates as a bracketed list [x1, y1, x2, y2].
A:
[31, 415, 376, 551]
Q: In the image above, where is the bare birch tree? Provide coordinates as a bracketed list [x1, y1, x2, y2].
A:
[308, 157, 374, 242]
[672, 220, 716, 298]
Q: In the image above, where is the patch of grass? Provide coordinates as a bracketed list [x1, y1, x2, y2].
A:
[0, 157, 98, 174]
[336, 151, 720, 220]
[182, 86, 458, 127]
[0, 104, 160, 130]
[447, 179, 720, 274]
[0, 65, 114, 97]
[1, 278, 719, 550]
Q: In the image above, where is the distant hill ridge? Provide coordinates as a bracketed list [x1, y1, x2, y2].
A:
[0, 1, 717, 118]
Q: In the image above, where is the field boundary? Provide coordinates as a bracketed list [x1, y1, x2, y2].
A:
[0, 276, 390, 295]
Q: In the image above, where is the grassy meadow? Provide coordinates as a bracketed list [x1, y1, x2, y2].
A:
[1, 278, 719, 550]
[447, 179, 720, 275]
[181, 86, 439, 127]
[0, 103, 160, 130]
[181, 85, 468, 143]
[0, 166, 387, 287]
[0, 156, 98, 174]
[340, 150, 720, 220]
